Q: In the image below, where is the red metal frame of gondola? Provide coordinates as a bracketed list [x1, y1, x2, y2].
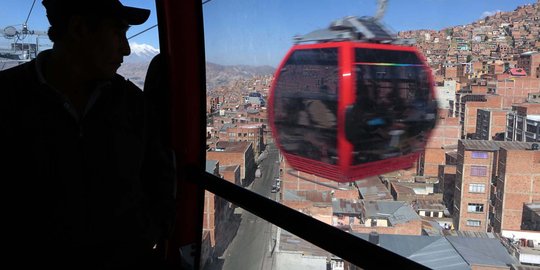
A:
[269, 41, 436, 182]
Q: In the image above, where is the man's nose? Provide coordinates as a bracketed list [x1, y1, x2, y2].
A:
[121, 35, 131, 56]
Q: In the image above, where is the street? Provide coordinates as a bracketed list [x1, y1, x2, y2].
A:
[208, 144, 280, 270]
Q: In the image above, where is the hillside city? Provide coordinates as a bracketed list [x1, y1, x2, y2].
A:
[203, 2, 540, 270]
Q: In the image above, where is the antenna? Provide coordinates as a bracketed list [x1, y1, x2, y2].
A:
[0, 0, 48, 67]
[374, 0, 388, 21]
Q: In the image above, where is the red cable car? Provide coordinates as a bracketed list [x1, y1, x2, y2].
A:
[269, 17, 438, 182]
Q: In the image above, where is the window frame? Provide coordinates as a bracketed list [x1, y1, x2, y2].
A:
[466, 219, 481, 227]
[471, 151, 488, 159]
[470, 165, 488, 177]
[467, 203, 485, 213]
[469, 183, 486, 193]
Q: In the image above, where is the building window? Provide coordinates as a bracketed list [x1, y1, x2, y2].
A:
[471, 151, 488, 159]
[469, 183, 486, 193]
[467, 203, 484, 213]
[467, 220, 481, 227]
[470, 166, 487, 176]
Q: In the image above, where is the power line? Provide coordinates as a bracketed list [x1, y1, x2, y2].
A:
[128, 0, 214, 40]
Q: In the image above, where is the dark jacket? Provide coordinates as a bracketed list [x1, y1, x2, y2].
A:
[0, 59, 175, 266]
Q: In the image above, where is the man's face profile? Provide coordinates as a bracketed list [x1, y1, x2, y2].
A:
[78, 17, 131, 80]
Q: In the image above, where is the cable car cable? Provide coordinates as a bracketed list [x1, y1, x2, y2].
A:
[24, 0, 37, 26]
[127, 24, 157, 40]
[202, 0, 214, 5]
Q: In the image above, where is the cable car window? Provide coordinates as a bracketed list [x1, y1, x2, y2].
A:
[347, 48, 435, 165]
[273, 48, 339, 165]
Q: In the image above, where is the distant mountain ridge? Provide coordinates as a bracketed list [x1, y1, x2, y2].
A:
[118, 43, 275, 90]
[205, 62, 275, 90]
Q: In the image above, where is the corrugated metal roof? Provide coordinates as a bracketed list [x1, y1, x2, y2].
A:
[364, 201, 420, 225]
[354, 234, 470, 270]
[332, 198, 362, 215]
[205, 160, 218, 174]
[356, 177, 393, 201]
[460, 139, 534, 151]
[446, 236, 517, 267]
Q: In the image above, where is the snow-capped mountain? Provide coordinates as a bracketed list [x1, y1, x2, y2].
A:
[125, 42, 159, 63]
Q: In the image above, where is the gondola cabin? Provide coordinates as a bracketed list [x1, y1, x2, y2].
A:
[269, 40, 437, 182]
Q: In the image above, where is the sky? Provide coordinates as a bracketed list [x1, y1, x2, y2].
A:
[0, 0, 537, 67]
[0, 0, 159, 51]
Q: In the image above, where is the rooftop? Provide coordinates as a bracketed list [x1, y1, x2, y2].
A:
[205, 160, 219, 174]
[363, 201, 421, 225]
[460, 139, 535, 151]
[413, 199, 446, 212]
[213, 141, 252, 153]
[332, 198, 361, 215]
[219, 164, 239, 172]
[284, 190, 333, 203]
[353, 233, 517, 269]
[356, 176, 393, 201]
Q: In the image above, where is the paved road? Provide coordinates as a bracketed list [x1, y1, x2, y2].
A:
[220, 145, 280, 270]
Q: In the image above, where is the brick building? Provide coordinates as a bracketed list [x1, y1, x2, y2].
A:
[517, 51, 540, 78]
[493, 144, 540, 233]
[449, 92, 504, 138]
[474, 108, 509, 140]
[454, 140, 500, 232]
[351, 200, 422, 235]
[489, 77, 540, 108]
[207, 141, 255, 184]
[506, 102, 540, 142]
[220, 124, 264, 157]
[418, 116, 460, 176]
[453, 140, 537, 233]
[439, 150, 458, 214]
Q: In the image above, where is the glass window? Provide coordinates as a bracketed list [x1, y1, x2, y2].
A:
[467, 220, 481, 227]
[469, 183, 486, 193]
[470, 166, 487, 176]
[467, 203, 484, 213]
[471, 151, 488, 159]
[273, 48, 339, 165]
[349, 49, 435, 165]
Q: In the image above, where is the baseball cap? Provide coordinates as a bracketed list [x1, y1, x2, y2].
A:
[42, 0, 150, 26]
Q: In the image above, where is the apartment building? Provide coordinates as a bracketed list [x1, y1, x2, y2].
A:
[490, 77, 540, 108]
[506, 102, 540, 142]
[418, 116, 460, 176]
[454, 140, 537, 233]
[454, 140, 497, 232]
[474, 108, 509, 140]
[438, 150, 458, 214]
[451, 93, 503, 138]
[493, 143, 540, 233]
[220, 124, 264, 157]
[517, 51, 540, 78]
[207, 141, 255, 183]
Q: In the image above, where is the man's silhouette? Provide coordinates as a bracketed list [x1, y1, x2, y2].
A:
[0, 1, 175, 268]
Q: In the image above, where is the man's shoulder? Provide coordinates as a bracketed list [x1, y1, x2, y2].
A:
[111, 73, 143, 96]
